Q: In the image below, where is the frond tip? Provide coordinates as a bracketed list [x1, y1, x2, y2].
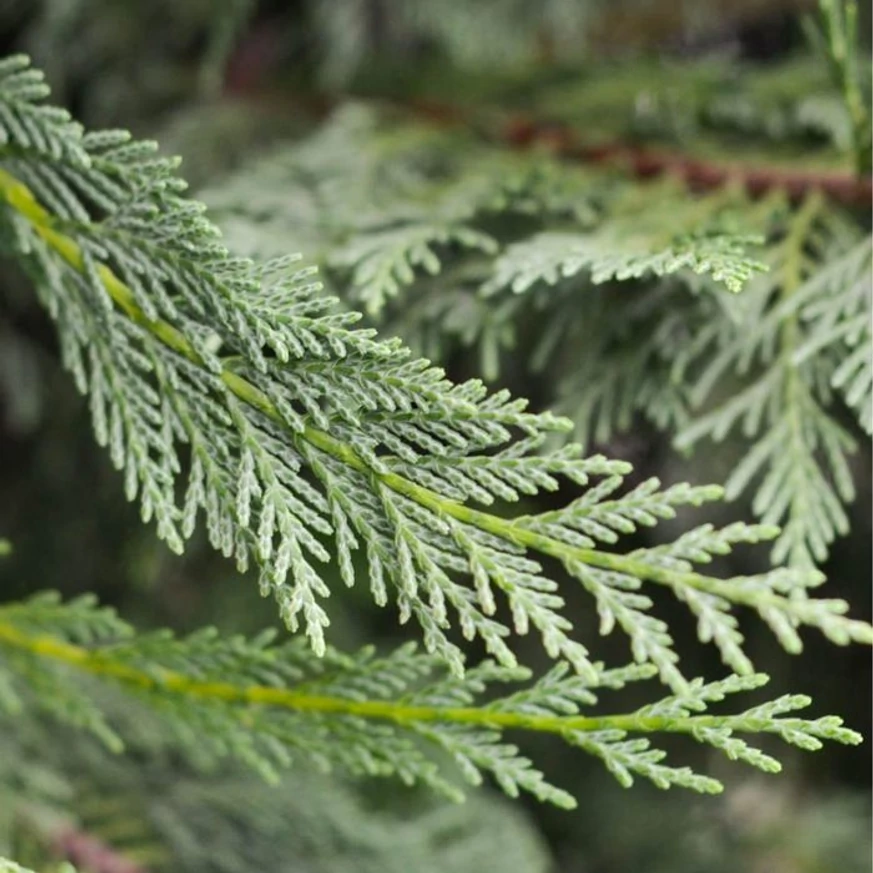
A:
[0, 594, 862, 809]
[485, 226, 765, 295]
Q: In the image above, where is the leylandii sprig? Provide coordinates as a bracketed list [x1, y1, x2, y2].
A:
[0, 592, 863, 809]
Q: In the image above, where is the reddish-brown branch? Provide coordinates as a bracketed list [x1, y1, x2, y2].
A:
[326, 94, 873, 206]
[497, 113, 873, 207]
[52, 825, 149, 873]
[377, 97, 872, 206]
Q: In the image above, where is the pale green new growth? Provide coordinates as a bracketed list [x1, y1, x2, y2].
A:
[677, 194, 870, 568]
[793, 236, 873, 434]
[484, 179, 766, 295]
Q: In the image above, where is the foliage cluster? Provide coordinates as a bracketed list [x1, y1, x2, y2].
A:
[0, 1, 869, 869]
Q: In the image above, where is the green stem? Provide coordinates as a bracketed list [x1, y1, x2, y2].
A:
[777, 191, 825, 567]
[0, 167, 862, 632]
[0, 618, 828, 740]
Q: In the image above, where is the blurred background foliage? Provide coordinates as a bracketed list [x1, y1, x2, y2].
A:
[0, 1, 869, 871]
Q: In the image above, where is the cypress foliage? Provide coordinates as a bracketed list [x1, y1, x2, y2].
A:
[0, 1, 869, 869]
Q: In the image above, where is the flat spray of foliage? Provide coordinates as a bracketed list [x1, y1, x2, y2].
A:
[0, 2, 870, 868]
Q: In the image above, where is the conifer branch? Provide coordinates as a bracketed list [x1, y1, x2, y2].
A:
[0, 5, 868, 865]
[0, 594, 862, 808]
[3, 164, 870, 666]
[677, 191, 869, 568]
[0, 56, 869, 691]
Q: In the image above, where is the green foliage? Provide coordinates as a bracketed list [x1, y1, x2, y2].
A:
[805, 0, 872, 173]
[531, 55, 857, 160]
[0, 2, 869, 869]
[206, 105, 765, 303]
[3, 54, 866, 694]
[308, 0, 599, 86]
[486, 224, 763, 294]
[208, 101, 870, 572]
[11, 0, 254, 123]
[0, 593, 863, 810]
[0, 46, 868, 824]
[676, 193, 870, 568]
[1, 709, 552, 873]
[794, 236, 873, 433]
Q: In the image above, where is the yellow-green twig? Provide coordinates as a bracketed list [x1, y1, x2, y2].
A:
[0, 617, 859, 746]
